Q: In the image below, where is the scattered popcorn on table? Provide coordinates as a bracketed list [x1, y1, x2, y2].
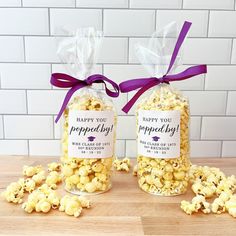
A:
[113, 157, 131, 172]
[48, 162, 61, 172]
[59, 195, 90, 217]
[180, 195, 210, 215]
[1, 182, 24, 204]
[133, 165, 138, 176]
[45, 171, 62, 186]
[1, 162, 92, 218]
[23, 186, 59, 214]
[23, 165, 43, 177]
[225, 195, 236, 218]
[180, 164, 236, 219]
[23, 178, 36, 193]
[32, 171, 46, 185]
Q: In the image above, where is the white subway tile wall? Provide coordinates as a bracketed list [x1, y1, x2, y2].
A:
[29, 140, 60, 156]
[156, 10, 209, 37]
[76, 0, 128, 8]
[183, 0, 235, 10]
[23, 0, 75, 7]
[0, 8, 49, 35]
[0, 64, 51, 89]
[130, 0, 182, 9]
[0, 1, 236, 158]
[0, 0, 21, 7]
[50, 9, 102, 35]
[104, 10, 155, 36]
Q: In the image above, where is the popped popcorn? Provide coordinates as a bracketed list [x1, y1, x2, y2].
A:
[180, 195, 210, 215]
[225, 195, 236, 218]
[23, 184, 61, 214]
[114, 157, 131, 172]
[23, 178, 36, 193]
[35, 199, 51, 213]
[1, 182, 24, 204]
[180, 164, 236, 219]
[211, 197, 226, 214]
[61, 94, 116, 195]
[48, 162, 61, 172]
[45, 171, 62, 186]
[133, 164, 138, 176]
[32, 171, 46, 185]
[23, 165, 43, 177]
[59, 195, 90, 217]
[137, 85, 190, 196]
[2, 162, 92, 218]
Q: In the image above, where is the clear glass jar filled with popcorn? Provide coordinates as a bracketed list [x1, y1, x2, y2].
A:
[51, 28, 118, 195]
[120, 22, 206, 196]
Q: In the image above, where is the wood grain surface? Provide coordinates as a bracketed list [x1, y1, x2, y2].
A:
[0, 156, 236, 236]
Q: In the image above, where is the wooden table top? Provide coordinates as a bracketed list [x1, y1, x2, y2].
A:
[0, 156, 236, 236]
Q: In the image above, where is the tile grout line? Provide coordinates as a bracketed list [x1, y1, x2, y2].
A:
[225, 90, 229, 115]
[0, 7, 235, 11]
[2, 115, 5, 139]
[0, 62, 236, 66]
[154, 9, 157, 31]
[25, 90, 28, 114]
[52, 116, 55, 140]
[220, 140, 223, 158]
[1, 35, 236, 39]
[27, 139, 29, 156]
[2, 113, 236, 117]
[230, 38, 234, 64]
[23, 36, 26, 62]
[50, 64, 53, 89]
[127, 37, 130, 64]
[199, 116, 203, 141]
[2, 88, 236, 92]
[48, 8, 51, 36]
[206, 10, 210, 37]
[102, 8, 104, 31]
[124, 139, 127, 157]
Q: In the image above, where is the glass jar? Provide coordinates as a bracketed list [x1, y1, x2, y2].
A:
[61, 87, 116, 195]
[136, 84, 190, 196]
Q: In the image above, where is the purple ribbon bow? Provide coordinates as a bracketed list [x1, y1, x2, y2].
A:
[51, 73, 119, 123]
[119, 21, 207, 113]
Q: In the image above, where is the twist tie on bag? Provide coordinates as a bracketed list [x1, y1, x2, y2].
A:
[119, 21, 207, 113]
[51, 73, 119, 123]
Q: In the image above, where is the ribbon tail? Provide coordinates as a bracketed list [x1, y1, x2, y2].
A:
[165, 21, 192, 75]
[119, 78, 157, 93]
[55, 84, 86, 123]
[165, 64, 207, 82]
[122, 80, 160, 113]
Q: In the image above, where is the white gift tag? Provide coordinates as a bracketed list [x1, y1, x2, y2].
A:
[68, 110, 114, 158]
[138, 110, 180, 158]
